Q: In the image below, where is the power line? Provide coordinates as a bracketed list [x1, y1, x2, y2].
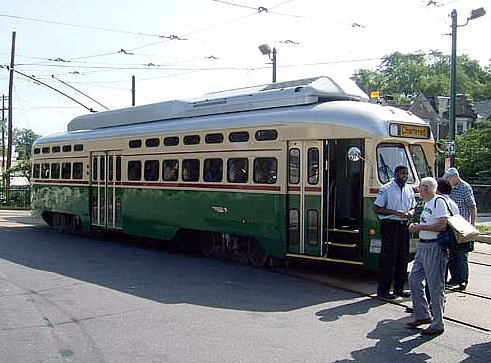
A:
[0, 12, 168, 38]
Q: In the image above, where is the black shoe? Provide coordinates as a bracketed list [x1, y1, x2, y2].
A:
[377, 292, 397, 300]
[446, 279, 458, 286]
[457, 283, 467, 291]
[395, 291, 411, 298]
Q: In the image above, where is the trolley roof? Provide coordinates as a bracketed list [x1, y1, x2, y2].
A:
[67, 76, 369, 131]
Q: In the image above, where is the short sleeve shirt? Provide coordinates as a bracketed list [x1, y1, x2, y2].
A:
[419, 195, 454, 240]
[449, 180, 476, 222]
[374, 178, 416, 220]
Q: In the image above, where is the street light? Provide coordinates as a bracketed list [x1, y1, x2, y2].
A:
[448, 7, 486, 167]
[258, 44, 277, 83]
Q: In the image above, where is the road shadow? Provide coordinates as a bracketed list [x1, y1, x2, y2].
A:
[331, 318, 432, 362]
[0, 224, 386, 314]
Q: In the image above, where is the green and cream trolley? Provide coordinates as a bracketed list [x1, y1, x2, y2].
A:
[31, 76, 434, 270]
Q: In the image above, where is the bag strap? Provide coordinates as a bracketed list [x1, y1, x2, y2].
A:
[434, 196, 454, 216]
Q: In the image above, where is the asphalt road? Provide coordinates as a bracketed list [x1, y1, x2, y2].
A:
[0, 211, 490, 362]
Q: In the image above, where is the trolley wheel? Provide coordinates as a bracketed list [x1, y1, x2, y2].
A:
[199, 232, 214, 257]
[231, 236, 248, 264]
[211, 233, 227, 259]
[246, 238, 268, 267]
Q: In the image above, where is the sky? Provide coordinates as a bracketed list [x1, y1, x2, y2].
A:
[1, 0, 489, 137]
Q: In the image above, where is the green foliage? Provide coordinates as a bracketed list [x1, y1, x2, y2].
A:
[14, 128, 40, 160]
[351, 51, 491, 102]
[455, 121, 491, 182]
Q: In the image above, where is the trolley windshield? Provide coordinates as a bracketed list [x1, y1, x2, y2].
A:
[376, 143, 416, 184]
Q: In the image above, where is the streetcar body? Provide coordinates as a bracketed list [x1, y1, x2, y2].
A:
[31, 77, 434, 269]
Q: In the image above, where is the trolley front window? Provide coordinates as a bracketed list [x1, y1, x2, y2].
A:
[376, 143, 415, 184]
[409, 145, 431, 180]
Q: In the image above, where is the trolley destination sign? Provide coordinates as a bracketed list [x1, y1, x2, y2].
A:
[390, 123, 430, 139]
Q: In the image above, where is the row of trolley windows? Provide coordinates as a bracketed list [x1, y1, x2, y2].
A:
[125, 157, 278, 184]
[33, 144, 84, 154]
[33, 162, 84, 180]
[128, 130, 278, 149]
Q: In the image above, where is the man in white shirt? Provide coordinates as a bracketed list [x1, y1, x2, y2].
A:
[407, 177, 457, 336]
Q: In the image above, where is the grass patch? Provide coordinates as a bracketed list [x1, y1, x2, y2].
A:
[477, 225, 491, 234]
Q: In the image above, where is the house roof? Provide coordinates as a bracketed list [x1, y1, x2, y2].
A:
[475, 100, 491, 120]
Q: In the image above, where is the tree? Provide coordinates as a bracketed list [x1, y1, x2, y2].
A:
[351, 51, 491, 103]
[14, 128, 40, 160]
[455, 121, 491, 182]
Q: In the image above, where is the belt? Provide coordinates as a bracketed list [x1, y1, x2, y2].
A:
[420, 238, 438, 243]
[382, 219, 408, 225]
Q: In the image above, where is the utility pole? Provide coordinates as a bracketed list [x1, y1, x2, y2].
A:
[1, 95, 6, 175]
[132, 75, 135, 106]
[7, 31, 16, 189]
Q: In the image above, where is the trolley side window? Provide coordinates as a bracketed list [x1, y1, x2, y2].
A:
[182, 159, 200, 181]
[229, 131, 249, 143]
[116, 156, 121, 181]
[73, 162, 83, 179]
[307, 148, 319, 185]
[41, 163, 50, 179]
[163, 136, 179, 146]
[255, 129, 278, 141]
[307, 210, 318, 245]
[128, 160, 142, 181]
[92, 157, 98, 181]
[254, 157, 277, 184]
[144, 160, 160, 181]
[163, 160, 179, 181]
[288, 209, 300, 245]
[204, 158, 223, 182]
[205, 133, 224, 144]
[51, 163, 60, 179]
[289, 148, 300, 184]
[61, 162, 71, 179]
[227, 158, 248, 183]
[33, 163, 40, 178]
[145, 138, 160, 148]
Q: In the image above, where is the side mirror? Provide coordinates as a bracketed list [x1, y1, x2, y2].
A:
[347, 147, 362, 162]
